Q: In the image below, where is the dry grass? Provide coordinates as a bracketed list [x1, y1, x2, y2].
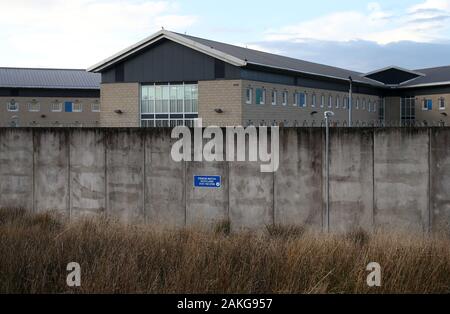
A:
[0, 208, 449, 294]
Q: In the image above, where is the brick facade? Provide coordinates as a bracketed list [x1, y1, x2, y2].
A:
[198, 80, 243, 127]
[0, 96, 100, 127]
[100, 83, 140, 127]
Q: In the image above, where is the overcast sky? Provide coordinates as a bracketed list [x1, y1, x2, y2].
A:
[1, 0, 450, 72]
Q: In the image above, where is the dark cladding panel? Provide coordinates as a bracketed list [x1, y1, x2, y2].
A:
[101, 39, 235, 83]
[366, 68, 420, 85]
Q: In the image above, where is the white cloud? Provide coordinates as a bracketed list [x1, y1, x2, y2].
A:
[264, 1, 450, 45]
[0, 0, 197, 68]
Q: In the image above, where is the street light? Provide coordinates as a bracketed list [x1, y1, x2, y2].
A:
[324, 111, 335, 233]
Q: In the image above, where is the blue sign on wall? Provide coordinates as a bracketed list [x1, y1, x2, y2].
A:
[194, 176, 221, 188]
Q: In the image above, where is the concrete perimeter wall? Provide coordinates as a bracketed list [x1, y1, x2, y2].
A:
[0, 127, 449, 234]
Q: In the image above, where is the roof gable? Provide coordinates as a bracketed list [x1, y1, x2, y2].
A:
[362, 66, 424, 85]
[87, 30, 246, 73]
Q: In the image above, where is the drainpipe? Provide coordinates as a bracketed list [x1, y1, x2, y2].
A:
[324, 111, 335, 233]
[348, 76, 353, 127]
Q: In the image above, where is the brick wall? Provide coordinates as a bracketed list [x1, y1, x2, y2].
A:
[198, 80, 243, 127]
[0, 96, 100, 127]
[100, 83, 140, 127]
[241, 80, 380, 126]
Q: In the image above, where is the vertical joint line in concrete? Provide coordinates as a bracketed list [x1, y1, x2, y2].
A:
[104, 132, 108, 218]
[372, 128, 375, 232]
[184, 160, 187, 227]
[142, 133, 146, 223]
[67, 130, 71, 221]
[32, 129, 36, 214]
[428, 128, 432, 234]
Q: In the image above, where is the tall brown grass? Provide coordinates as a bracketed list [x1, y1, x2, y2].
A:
[0, 208, 449, 294]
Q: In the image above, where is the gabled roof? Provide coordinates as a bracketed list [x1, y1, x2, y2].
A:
[87, 29, 382, 86]
[87, 29, 450, 90]
[399, 65, 450, 88]
[87, 30, 246, 72]
[361, 66, 425, 86]
[0, 67, 100, 89]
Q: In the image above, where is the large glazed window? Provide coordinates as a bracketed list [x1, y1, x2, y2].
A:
[141, 83, 198, 127]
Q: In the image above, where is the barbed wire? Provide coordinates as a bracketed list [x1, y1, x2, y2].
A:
[1, 119, 447, 128]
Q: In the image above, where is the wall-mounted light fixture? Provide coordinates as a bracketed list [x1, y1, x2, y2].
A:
[215, 108, 224, 113]
[441, 112, 448, 117]
[310, 111, 318, 116]
[114, 109, 123, 114]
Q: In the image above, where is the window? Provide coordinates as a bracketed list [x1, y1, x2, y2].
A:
[271, 90, 277, 105]
[245, 88, 252, 104]
[422, 99, 432, 111]
[91, 103, 100, 112]
[439, 98, 445, 110]
[368, 101, 372, 112]
[356, 98, 360, 109]
[336, 96, 340, 108]
[28, 102, 40, 112]
[295, 92, 306, 107]
[7, 100, 18, 112]
[343, 97, 348, 109]
[373, 100, 377, 112]
[255, 88, 265, 105]
[140, 83, 198, 127]
[321, 95, 325, 108]
[362, 99, 366, 110]
[51, 103, 62, 112]
[311, 94, 316, 107]
[282, 91, 288, 106]
[379, 98, 385, 121]
[401, 97, 416, 126]
[328, 95, 333, 108]
[72, 103, 83, 112]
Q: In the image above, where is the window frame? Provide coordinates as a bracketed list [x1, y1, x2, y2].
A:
[336, 95, 340, 109]
[51, 103, 62, 112]
[271, 90, 277, 106]
[422, 99, 432, 111]
[282, 91, 288, 106]
[320, 94, 325, 108]
[439, 97, 446, 110]
[7, 100, 19, 112]
[27, 102, 40, 112]
[72, 103, 83, 113]
[245, 87, 253, 105]
[255, 88, 265, 105]
[91, 103, 100, 112]
[328, 95, 333, 108]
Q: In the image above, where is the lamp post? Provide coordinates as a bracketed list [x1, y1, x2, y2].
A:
[324, 111, 334, 233]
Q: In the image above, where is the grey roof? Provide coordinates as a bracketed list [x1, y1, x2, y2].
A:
[400, 65, 450, 87]
[177, 33, 383, 86]
[0, 67, 101, 89]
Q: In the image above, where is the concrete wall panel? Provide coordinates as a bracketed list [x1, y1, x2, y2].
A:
[0, 129, 33, 210]
[145, 129, 185, 227]
[430, 128, 450, 232]
[274, 128, 322, 230]
[328, 128, 374, 233]
[106, 130, 144, 222]
[374, 128, 429, 233]
[70, 129, 106, 219]
[34, 130, 69, 214]
[186, 162, 228, 227]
